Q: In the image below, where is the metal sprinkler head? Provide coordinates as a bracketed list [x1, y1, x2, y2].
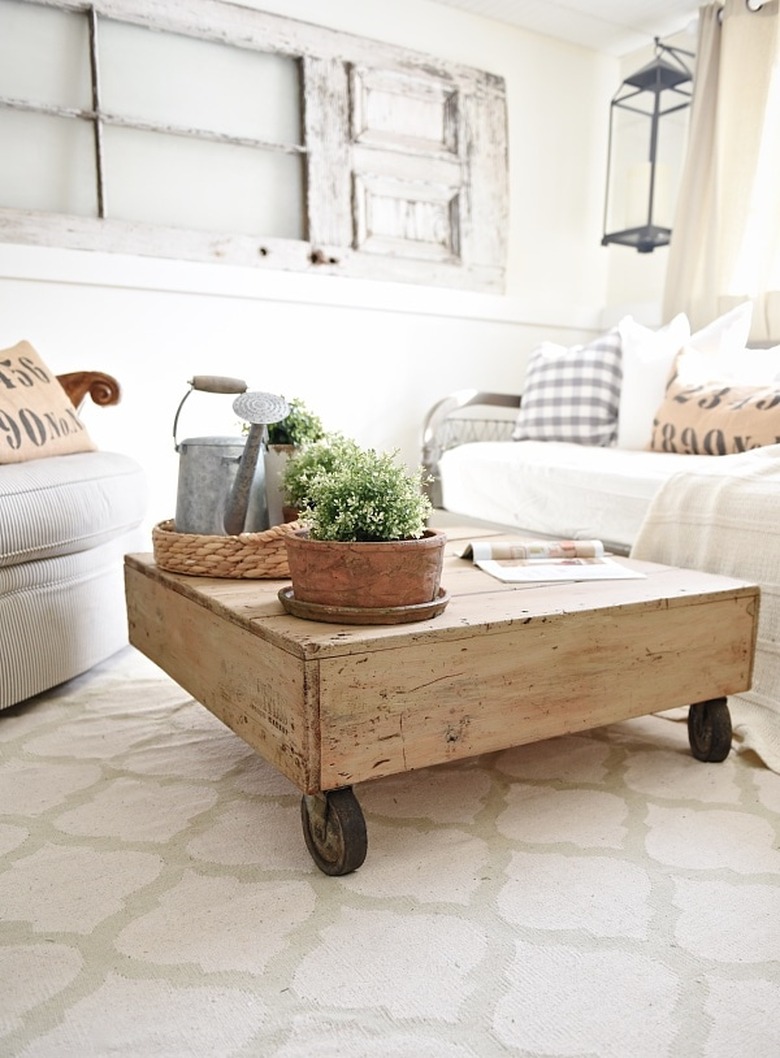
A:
[232, 391, 289, 426]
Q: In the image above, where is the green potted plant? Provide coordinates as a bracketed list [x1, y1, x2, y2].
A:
[266, 398, 326, 447]
[263, 397, 326, 525]
[283, 445, 447, 615]
[281, 433, 360, 516]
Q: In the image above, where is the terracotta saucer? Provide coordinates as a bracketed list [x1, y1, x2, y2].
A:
[277, 586, 450, 625]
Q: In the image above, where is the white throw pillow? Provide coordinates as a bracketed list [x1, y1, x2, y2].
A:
[513, 329, 622, 446]
[616, 313, 690, 450]
[675, 304, 777, 386]
[687, 301, 753, 358]
[676, 344, 780, 386]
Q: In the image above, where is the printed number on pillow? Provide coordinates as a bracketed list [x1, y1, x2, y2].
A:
[513, 329, 622, 446]
[649, 376, 780, 455]
[0, 341, 97, 464]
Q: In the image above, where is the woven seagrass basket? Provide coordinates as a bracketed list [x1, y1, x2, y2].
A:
[152, 519, 302, 579]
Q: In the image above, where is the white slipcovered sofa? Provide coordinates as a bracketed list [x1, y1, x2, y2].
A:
[425, 303, 779, 552]
[423, 303, 780, 772]
[0, 355, 146, 710]
[430, 424, 720, 553]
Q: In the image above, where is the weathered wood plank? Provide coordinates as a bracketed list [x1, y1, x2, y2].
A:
[0, 208, 311, 270]
[125, 552, 758, 661]
[460, 89, 509, 268]
[49, 0, 507, 88]
[303, 55, 352, 251]
[0, 207, 504, 292]
[317, 590, 758, 788]
[124, 560, 320, 791]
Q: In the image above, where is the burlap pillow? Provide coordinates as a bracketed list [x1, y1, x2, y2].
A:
[649, 374, 780, 455]
[0, 341, 97, 464]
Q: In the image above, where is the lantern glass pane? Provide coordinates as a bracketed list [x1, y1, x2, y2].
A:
[604, 87, 690, 240]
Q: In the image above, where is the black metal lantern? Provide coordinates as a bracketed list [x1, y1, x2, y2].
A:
[602, 39, 693, 253]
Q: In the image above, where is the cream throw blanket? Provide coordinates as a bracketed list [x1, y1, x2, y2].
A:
[631, 444, 780, 773]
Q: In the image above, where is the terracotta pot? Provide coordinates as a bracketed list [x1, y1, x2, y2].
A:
[284, 528, 446, 609]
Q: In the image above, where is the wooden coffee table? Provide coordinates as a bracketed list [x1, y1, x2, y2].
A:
[124, 526, 759, 875]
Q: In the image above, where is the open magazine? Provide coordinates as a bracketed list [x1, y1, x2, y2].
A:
[456, 538, 646, 583]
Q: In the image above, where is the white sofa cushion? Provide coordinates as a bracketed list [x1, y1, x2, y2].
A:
[439, 440, 716, 551]
[676, 341, 780, 386]
[0, 450, 146, 568]
[687, 301, 754, 359]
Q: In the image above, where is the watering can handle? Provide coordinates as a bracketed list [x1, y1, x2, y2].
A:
[173, 376, 248, 451]
[190, 376, 247, 394]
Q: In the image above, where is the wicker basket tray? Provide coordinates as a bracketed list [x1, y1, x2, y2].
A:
[152, 519, 302, 579]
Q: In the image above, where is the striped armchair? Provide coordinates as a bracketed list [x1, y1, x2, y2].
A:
[0, 372, 146, 710]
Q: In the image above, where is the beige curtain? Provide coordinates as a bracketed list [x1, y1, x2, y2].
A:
[663, 0, 780, 341]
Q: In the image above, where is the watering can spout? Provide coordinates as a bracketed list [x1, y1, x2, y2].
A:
[224, 391, 289, 536]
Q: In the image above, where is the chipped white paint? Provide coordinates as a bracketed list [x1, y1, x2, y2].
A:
[0, 0, 508, 291]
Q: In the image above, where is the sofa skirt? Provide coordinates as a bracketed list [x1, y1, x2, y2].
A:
[0, 531, 143, 710]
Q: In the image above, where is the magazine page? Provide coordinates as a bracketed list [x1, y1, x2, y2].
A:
[456, 538, 646, 583]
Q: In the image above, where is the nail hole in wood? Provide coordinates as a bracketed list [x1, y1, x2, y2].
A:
[310, 249, 339, 265]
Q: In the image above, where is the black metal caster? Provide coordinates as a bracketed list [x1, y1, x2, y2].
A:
[687, 697, 732, 762]
[300, 787, 368, 876]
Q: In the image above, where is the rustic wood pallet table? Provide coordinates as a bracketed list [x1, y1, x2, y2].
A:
[124, 527, 759, 875]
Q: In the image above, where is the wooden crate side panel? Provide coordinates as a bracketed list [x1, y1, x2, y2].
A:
[125, 566, 319, 792]
[124, 553, 757, 662]
[317, 594, 757, 788]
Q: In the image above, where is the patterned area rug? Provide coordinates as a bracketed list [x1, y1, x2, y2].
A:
[1, 647, 779, 1058]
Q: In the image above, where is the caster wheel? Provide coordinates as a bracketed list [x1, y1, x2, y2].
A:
[688, 698, 732, 762]
[301, 787, 367, 876]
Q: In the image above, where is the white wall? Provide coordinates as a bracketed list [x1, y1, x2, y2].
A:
[0, 0, 622, 537]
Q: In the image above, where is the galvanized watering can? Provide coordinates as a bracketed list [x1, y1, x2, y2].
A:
[172, 376, 288, 536]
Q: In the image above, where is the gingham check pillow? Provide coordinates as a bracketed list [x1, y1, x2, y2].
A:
[512, 329, 623, 446]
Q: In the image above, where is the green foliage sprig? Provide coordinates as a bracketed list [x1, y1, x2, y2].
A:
[298, 445, 433, 542]
[266, 397, 325, 447]
[281, 434, 361, 510]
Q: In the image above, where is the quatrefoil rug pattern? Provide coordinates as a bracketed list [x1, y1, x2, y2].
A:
[1, 649, 779, 1057]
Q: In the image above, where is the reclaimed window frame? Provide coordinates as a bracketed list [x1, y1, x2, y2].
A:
[0, 0, 509, 292]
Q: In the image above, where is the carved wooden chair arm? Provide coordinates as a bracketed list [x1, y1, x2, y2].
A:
[57, 371, 121, 410]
